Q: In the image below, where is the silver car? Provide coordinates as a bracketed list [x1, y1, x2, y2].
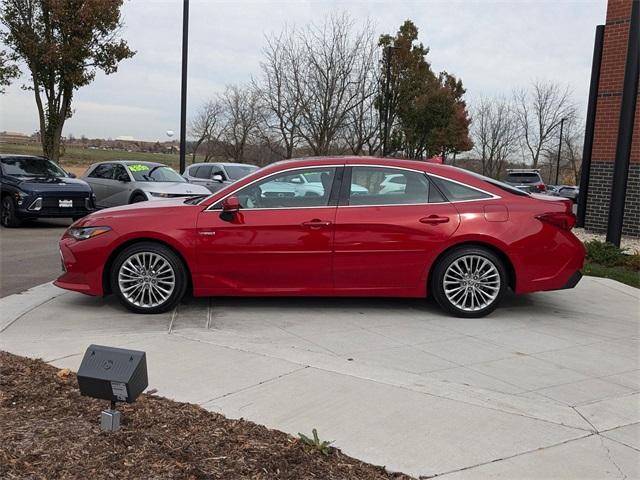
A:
[83, 161, 210, 208]
[183, 162, 259, 193]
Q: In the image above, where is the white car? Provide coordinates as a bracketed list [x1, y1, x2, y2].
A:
[261, 171, 368, 198]
[379, 174, 407, 194]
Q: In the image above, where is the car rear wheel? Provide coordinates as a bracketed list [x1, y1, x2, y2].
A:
[110, 242, 187, 314]
[431, 246, 507, 318]
[1, 196, 21, 228]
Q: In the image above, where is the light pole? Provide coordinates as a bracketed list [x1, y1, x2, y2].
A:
[179, 0, 189, 174]
[554, 117, 565, 185]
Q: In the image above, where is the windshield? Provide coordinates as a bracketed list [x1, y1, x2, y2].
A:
[506, 172, 540, 184]
[128, 164, 186, 182]
[224, 165, 258, 180]
[466, 171, 530, 197]
[1, 156, 68, 178]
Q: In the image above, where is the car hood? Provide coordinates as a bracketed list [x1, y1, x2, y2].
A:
[9, 175, 92, 193]
[77, 197, 199, 225]
[134, 181, 210, 195]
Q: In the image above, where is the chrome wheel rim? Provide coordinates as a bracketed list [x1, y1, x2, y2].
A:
[443, 255, 500, 312]
[118, 252, 175, 308]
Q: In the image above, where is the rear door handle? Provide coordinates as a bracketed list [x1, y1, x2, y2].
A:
[302, 219, 332, 228]
[420, 215, 450, 225]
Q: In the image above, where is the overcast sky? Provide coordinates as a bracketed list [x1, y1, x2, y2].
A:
[0, 0, 606, 141]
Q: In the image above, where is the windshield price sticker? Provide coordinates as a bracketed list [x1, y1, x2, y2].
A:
[128, 164, 149, 172]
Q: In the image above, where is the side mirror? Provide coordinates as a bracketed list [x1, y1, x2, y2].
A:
[212, 174, 224, 182]
[222, 196, 240, 213]
[68, 172, 77, 178]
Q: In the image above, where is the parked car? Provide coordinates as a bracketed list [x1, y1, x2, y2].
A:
[83, 161, 210, 208]
[56, 157, 584, 318]
[1, 154, 95, 227]
[183, 162, 258, 193]
[553, 185, 580, 203]
[504, 169, 546, 193]
[259, 169, 368, 198]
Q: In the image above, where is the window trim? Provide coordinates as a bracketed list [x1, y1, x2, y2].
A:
[205, 165, 343, 212]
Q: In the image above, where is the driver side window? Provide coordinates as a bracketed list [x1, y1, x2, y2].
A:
[231, 167, 336, 209]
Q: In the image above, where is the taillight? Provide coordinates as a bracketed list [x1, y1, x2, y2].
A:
[536, 212, 576, 230]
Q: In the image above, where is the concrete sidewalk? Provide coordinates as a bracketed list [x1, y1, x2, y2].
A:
[1, 277, 638, 478]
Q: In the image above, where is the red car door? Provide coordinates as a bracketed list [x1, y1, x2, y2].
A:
[194, 166, 340, 295]
[333, 166, 460, 295]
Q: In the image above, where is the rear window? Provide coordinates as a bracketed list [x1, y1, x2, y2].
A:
[506, 172, 541, 184]
[466, 171, 530, 197]
[224, 165, 258, 180]
[430, 176, 492, 202]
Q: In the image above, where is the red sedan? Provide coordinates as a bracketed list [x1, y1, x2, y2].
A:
[55, 157, 585, 318]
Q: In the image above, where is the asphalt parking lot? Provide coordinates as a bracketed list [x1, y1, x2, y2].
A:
[1, 278, 638, 478]
[0, 219, 71, 297]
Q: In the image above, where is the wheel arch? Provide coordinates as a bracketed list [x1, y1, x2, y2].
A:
[427, 241, 516, 296]
[128, 190, 148, 203]
[102, 237, 193, 295]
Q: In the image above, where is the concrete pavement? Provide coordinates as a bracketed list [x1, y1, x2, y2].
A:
[0, 219, 71, 297]
[0, 276, 638, 478]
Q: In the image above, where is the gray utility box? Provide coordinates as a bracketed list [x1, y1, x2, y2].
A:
[77, 345, 148, 403]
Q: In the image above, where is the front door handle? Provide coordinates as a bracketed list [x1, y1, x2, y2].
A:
[302, 219, 332, 229]
[420, 215, 450, 225]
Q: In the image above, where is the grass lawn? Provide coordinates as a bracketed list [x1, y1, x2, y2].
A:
[1, 143, 183, 169]
[583, 261, 640, 289]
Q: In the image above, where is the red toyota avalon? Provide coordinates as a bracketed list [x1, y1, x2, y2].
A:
[55, 157, 585, 318]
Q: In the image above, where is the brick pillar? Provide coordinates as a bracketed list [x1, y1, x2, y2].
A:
[584, 0, 639, 237]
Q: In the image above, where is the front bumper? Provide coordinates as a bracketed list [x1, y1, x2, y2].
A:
[54, 232, 112, 296]
[16, 193, 95, 218]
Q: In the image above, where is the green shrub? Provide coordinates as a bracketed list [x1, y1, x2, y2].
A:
[584, 240, 627, 267]
[298, 429, 333, 456]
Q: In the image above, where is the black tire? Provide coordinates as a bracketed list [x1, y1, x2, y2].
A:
[1, 196, 21, 227]
[110, 242, 188, 314]
[130, 193, 147, 203]
[430, 246, 507, 318]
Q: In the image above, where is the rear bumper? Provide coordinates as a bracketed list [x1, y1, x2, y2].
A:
[559, 270, 583, 290]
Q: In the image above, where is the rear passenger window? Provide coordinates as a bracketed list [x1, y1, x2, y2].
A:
[196, 165, 213, 179]
[88, 164, 113, 179]
[430, 176, 492, 201]
[348, 167, 431, 206]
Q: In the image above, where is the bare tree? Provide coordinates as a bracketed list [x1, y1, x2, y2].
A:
[296, 14, 376, 155]
[220, 85, 262, 162]
[514, 80, 576, 168]
[341, 32, 381, 155]
[255, 28, 305, 159]
[562, 120, 583, 185]
[472, 96, 519, 179]
[189, 100, 223, 163]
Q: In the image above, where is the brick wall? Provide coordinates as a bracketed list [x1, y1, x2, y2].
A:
[584, 0, 639, 237]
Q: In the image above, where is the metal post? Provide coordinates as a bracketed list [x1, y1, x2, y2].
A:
[179, 0, 190, 174]
[555, 118, 565, 185]
[606, 0, 639, 246]
[577, 25, 605, 228]
[382, 46, 393, 157]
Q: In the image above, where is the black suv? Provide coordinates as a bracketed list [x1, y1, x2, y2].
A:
[1, 154, 95, 227]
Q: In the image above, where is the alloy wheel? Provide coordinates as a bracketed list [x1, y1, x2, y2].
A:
[443, 254, 501, 312]
[117, 252, 176, 308]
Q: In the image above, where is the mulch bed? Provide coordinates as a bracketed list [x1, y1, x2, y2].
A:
[0, 352, 412, 479]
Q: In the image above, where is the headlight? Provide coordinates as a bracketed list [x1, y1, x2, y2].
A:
[13, 191, 28, 206]
[67, 226, 112, 241]
[149, 192, 170, 198]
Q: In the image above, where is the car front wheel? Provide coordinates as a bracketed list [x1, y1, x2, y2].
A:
[431, 246, 507, 318]
[110, 242, 187, 314]
[1, 196, 21, 227]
